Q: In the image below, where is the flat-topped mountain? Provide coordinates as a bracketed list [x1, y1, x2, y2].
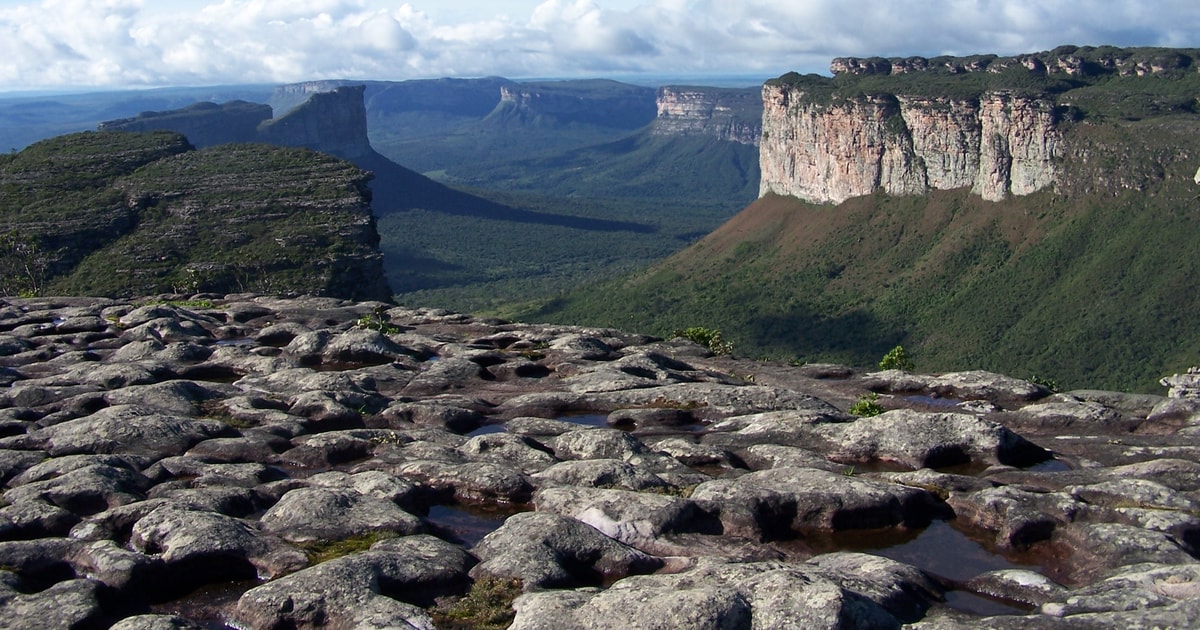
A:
[0, 131, 391, 300]
[527, 46, 1200, 393]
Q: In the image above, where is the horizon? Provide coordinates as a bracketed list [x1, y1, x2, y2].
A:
[2, 1, 1199, 92]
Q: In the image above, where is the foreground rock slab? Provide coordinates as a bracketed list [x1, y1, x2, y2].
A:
[0, 294, 1197, 628]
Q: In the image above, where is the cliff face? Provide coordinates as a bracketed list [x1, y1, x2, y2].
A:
[760, 46, 1200, 205]
[759, 86, 1059, 204]
[488, 80, 656, 129]
[651, 86, 762, 146]
[259, 85, 372, 161]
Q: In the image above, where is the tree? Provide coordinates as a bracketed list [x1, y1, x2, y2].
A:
[0, 229, 49, 297]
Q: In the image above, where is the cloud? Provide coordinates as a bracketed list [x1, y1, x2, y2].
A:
[0, 0, 1198, 90]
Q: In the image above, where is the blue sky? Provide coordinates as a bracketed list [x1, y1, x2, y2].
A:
[1, 0, 1199, 91]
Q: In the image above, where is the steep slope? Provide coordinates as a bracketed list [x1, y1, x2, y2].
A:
[527, 46, 1200, 393]
[0, 131, 391, 300]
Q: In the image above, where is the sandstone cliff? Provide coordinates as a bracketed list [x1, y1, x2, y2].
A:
[759, 86, 1060, 204]
[759, 46, 1200, 204]
[259, 85, 373, 161]
[651, 86, 761, 146]
[486, 80, 656, 129]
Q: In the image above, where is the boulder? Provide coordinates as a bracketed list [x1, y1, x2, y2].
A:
[471, 512, 663, 588]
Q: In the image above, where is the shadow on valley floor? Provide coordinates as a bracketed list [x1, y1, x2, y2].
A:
[361, 152, 657, 234]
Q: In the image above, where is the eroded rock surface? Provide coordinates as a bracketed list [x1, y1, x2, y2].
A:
[0, 293, 1197, 628]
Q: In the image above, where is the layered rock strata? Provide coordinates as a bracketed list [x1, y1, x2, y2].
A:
[652, 86, 762, 146]
[759, 86, 1059, 203]
[0, 294, 1198, 628]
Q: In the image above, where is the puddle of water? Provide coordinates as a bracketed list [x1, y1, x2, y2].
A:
[1025, 457, 1071, 472]
[425, 503, 522, 547]
[778, 520, 1041, 617]
[465, 424, 507, 438]
[902, 395, 962, 408]
[214, 338, 255, 347]
[149, 579, 260, 629]
[557, 414, 610, 428]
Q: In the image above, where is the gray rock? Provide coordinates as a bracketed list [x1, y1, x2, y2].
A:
[946, 485, 1081, 549]
[130, 503, 307, 587]
[459, 432, 558, 473]
[471, 512, 663, 588]
[259, 486, 425, 543]
[510, 559, 902, 630]
[0, 499, 80, 539]
[20, 404, 229, 459]
[389, 460, 534, 503]
[966, 569, 1068, 607]
[233, 534, 471, 629]
[534, 486, 720, 550]
[0, 575, 105, 630]
[110, 614, 208, 630]
[691, 467, 945, 540]
[533, 459, 671, 492]
[812, 410, 1051, 468]
[3, 464, 149, 515]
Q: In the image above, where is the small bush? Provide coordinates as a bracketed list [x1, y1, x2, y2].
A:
[673, 326, 733, 356]
[355, 306, 400, 334]
[1028, 374, 1060, 393]
[849, 392, 885, 417]
[879, 345, 915, 372]
[430, 576, 523, 630]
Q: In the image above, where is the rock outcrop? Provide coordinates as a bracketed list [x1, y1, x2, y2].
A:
[1, 293, 1198, 628]
[487, 80, 657, 129]
[651, 86, 762, 146]
[259, 85, 373, 161]
[758, 85, 1060, 203]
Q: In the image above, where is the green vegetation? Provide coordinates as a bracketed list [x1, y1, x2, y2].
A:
[302, 531, 398, 564]
[0, 132, 388, 300]
[0, 228, 49, 296]
[879, 346, 915, 372]
[673, 326, 734, 356]
[429, 576, 523, 630]
[355, 305, 401, 334]
[849, 393, 884, 417]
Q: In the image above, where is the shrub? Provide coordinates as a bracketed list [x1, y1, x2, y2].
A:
[879, 345, 914, 371]
[849, 392, 885, 417]
[673, 326, 734, 356]
[430, 576, 523, 630]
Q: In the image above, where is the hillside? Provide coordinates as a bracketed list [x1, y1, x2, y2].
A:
[525, 46, 1200, 393]
[0, 131, 391, 300]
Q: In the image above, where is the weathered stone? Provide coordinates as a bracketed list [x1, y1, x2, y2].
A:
[511, 559, 904, 630]
[533, 459, 672, 492]
[390, 460, 535, 504]
[4, 464, 149, 515]
[130, 503, 307, 588]
[459, 432, 558, 473]
[0, 575, 105, 629]
[110, 614, 208, 630]
[19, 404, 229, 459]
[966, 569, 1069, 607]
[259, 486, 425, 543]
[234, 534, 471, 630]
[471, 512, 663, 588]
[692, 467, 945, 540]
[535, 486, 720, 550]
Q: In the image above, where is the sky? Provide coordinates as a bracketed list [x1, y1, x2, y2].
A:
[1, 0, 1199, 91]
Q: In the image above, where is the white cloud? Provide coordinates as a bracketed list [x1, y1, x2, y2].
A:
[0, 0, 1197, 90]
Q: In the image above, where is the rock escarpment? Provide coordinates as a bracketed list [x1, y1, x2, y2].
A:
[759, 83, 1060, 204]
[760, 46, 1200, 205]
[651, 86, 762, 146]
[1, 293, 1199, 628]
[259, 85, 373, 161]
[488, 80, 657, 129]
